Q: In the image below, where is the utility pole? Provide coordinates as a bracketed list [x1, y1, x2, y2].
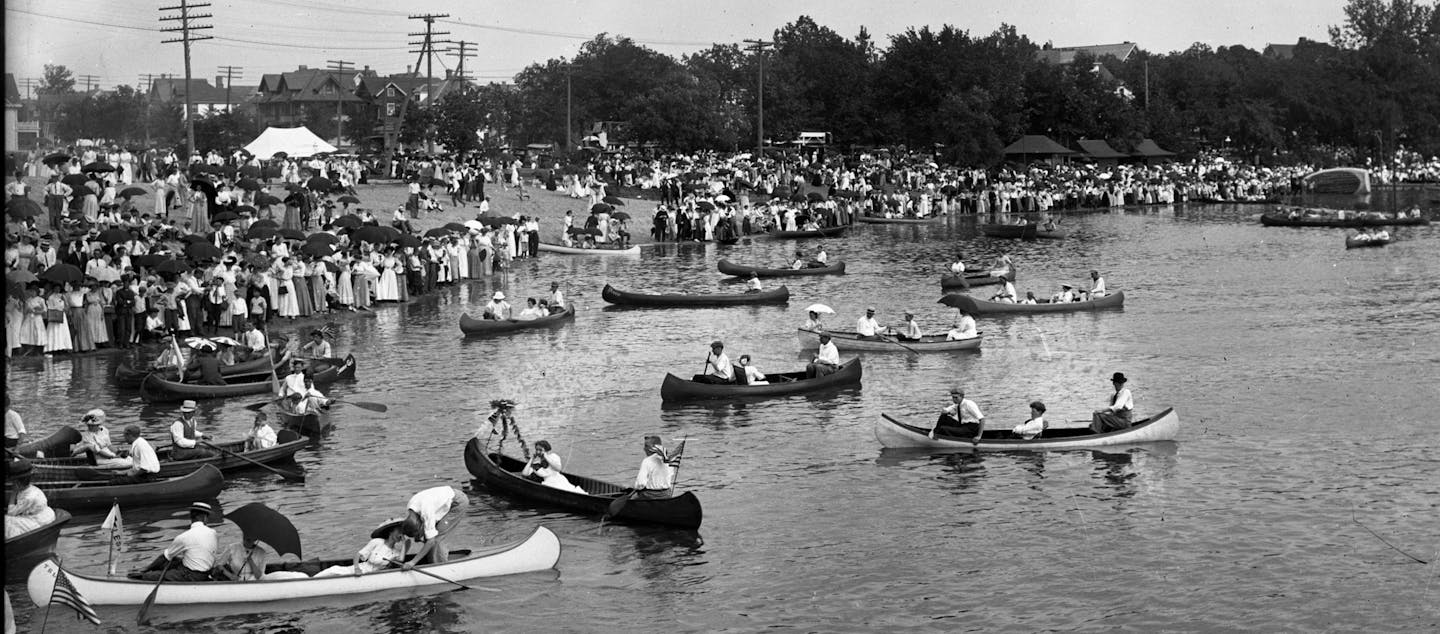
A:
[565, 62, 572, 154]
[138, 74, 160, 145]
[160, 0, 213, 161]
[744, 39, 773, 155]
[19, 78, 40, 100]
[217, 65, 243, 112]
[408, 13, 450, 153]
[449, 41, 474, 80]
[1143, 59, 1149, 111]
[78, 74, 100, 93]
[326, 60, 354, 148]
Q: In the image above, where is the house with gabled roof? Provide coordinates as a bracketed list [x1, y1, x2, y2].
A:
[254, 65, 373, 143]
[149, 76, 254, 115]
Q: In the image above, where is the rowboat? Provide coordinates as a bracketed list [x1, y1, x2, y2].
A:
[140, 354, 356, 402]
[114, 349, 283, 388]
[27, 526, 560, 607]
[31, 464, 225, 512]
[1260, 212, 1429, 228]
[768, 226, 847, 239]
[796, 329, 982, 352]
[537, 242, 640, 255]
[659, 358, 862, 402]
[1345, 235, 1393, 249]
[30, 430, 306, 480]
[459, 307, 575, 336]
[464, 438, 703, 529]
[856, 215, 940, 224]
[979, 223, 1037, 239]
[13, 426, 82, 458]
[939, 272, 1010, 289]
[940, 290, 1125, 314]
[874, 407, 1180, 450]
[601, 284, 789, 307]
[717, 259, 846, 277]
[6, 510, 71, 582]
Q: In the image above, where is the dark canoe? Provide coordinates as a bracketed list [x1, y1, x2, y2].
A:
[768, 226, 847, 239]
[29, 430, 306, 480]
[874, 407, 1180, 450]
[464, 438, 702, 529]
[659, 358, 862, 402]
[856, 215, 940, 224]
[979, 223, 1037, 239]
[1345, 235, 1393, 249]
[717, 259, 846, 277]
[139, 354, 356, 402]
[940, 272, 1010, 289]
[458, 307, 575, 336]
[273, 401, 333, 435]
[115, 349, 283, 388]
[601, 283, 789, 307]
[5, 510, 71, 582]
[33, 463, 225, 512]
[1260, 213, 1429, 227]
[14, 426, 82, 458]
[941, 290, 1125, 314]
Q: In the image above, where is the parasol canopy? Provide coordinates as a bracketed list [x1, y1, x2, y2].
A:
[477, 215, 517, 227]
[250, 218, 280, 229]
[804, 303, 835, 315]
[331, 215, 362, 229]
[119, 187, 149, 199]
[393, 234, 421, 248]
[463, 220, 485, 231]
[236, 178, 262, 192]
[210, 211, 239, 224]
[304, 232, 339, 244]
[336, 195, 360, 205]
[6, 198, 44, 219]
[590, 203, 613, 214]
[185, 242, 223, 261]
[184, 337, 218, 351]
[7, 270, 39, 285]
[300, 242, 335, 257]
[307, 177, 333, 193]
[42, 153, 72, 167]
[245, 225, 279, 240]
[937, 293, 981, 311]
[81, 161, 115, 173]
[225, 502, 303, 558]
[254, 193, 283, 207]
[39, 263, 84, 284]
[276, 228, 306, 241]
[352, 225, 401, 244]
[610, 211, 631, 221]
[601, 195, 625, 206]
[97, 228, 131, 244]
[423, 227, 453, 238]
[61, 173, 91, 191]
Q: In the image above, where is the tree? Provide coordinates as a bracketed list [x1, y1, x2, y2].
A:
[38, 64, 75, 95]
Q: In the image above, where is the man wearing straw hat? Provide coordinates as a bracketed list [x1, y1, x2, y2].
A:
[168, 400, 215, 460]
[133, 501, 219, 581]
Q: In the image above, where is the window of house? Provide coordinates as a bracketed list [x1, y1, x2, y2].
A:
[386, 85, 397, 98]
[386, 103, 397, 117]
[321, 83, 336, 95]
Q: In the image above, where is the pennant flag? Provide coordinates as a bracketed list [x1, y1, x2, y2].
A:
[100, 502, 122, 531]
[666, 439, 686, 466]
[102, 502, 126, 575]
[51, 568, 102, 625]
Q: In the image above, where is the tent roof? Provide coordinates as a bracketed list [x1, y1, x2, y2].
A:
[243, 126, 338, 158]
[1076, 139, 1128, 159]
[1002, 135, 1075, 155]
[1131, 138, 1175, 157]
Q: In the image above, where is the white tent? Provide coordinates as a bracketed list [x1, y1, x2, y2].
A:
[243, 126, 337, 158]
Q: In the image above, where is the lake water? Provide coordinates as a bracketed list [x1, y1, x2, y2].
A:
[7, 203, 1438, 632]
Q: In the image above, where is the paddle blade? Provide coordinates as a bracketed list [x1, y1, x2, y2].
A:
[244, 401, 270, 412]
[345, 401, 388, 413]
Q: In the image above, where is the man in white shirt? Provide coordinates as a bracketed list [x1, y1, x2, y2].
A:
[134, 501, 217, 581]
[932, 387, 986, 442]
[483, 291, 512, 320]
[399, 485, 469, 566]
[700, 341, 733, 384]
[111, 425, 161, 483]
[856, 307, 883, 339]
[1083, 270, 1107, 300]
[244, 412, 278, 450]
[806, 333, 841, 378]
[949, 256, 966, 275]
[896, 311, 923, 341]
[1012, 401, 1047, 439]
[238, 321, 267, 360]
[3, 395, 25, 449]
[991, 277, 1018, 303]
[169, 400, 214, 460]
[1051, 284, 1077, 304]
[547, 281, 566, 313]
[1091, 372, 1134, 432]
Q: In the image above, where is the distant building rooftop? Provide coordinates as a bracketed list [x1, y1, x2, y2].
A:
[1036, 42, 1138, 65]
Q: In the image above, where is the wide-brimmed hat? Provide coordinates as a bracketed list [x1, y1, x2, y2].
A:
[9, 458, 33, 477]
[83, 409, 106, 426]
[370, 517, 405, 539]
[1110, 372, 1128, 383]
[493, 291, 505, 300]
[180, 399, 198, 412]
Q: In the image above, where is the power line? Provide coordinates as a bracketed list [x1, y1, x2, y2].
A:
[217, 65, 243, 111]
[449, 40, 475, 80]
[77, 74, 100, 92]
[326, 59, 354, 147]
[160, 0, 213, 159]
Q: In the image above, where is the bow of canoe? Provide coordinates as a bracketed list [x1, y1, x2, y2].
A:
[874, 407, 1179, 450]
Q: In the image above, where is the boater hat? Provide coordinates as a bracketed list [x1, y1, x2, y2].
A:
[189, 501, 212, 515]
[180, 400, 198, 412]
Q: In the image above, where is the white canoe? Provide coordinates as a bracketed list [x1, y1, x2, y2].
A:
[796, 329, 982, 352]
[28, 526, 559, 607]
[874, 408, 1179, 450]
[537, 242, 640, 255]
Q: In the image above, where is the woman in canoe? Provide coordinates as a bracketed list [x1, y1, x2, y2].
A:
[5, 458, 56, 539]
[312, 518, 408, 577]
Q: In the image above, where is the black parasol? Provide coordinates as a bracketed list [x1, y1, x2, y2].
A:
[225, 502, 302, 558]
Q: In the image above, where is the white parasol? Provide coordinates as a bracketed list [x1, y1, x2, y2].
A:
[183, 337, 218, 351]
[805, 303, 835, 315]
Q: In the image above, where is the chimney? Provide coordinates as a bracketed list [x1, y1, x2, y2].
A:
[299, 65, 307, 70]
[445, 69, 453, 79]
[405, 65, 412, 75]
[216, 75, 224, 89]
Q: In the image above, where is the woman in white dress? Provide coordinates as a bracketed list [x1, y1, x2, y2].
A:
[334, 258, 355, 308]
[274, 258, 300, 318]
[522, 455, 586, 494]
[312, 519, 407, 577]
[374, 250, 400, 302]
[20, 287, 47, 350]
[5, 461, 56, 539]
[43, 285, 73, 353]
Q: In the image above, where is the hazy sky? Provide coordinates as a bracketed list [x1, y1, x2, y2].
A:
[6, 0, 1348, 91]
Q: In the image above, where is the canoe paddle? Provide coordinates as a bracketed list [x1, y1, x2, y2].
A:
[385, 558, 497, 592]
[200, 441, 305, 482]
[136, 557, 174, 625]
[245, 398, 388, 413]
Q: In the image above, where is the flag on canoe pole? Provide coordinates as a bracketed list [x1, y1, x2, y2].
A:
[101, 502, 126, 575]
[49, 568, 102, 625]
[665, 438, 686, 487]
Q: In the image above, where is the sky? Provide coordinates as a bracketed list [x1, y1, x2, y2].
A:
[5, 0, 1350, 93]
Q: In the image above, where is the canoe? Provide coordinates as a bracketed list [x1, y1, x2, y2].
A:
[941, 290, 1125, 314]
[13, 426, 82, 458]
[27, 526, 560, 607]
[601, 283, 789, 307]
[1260, 213, 1429, 228]
[115, 349, 283, 388]
[856, 215, 940, 224]
[768, 226, 847, 239]
[273, 401, 333, 436]
[30, 430, 306, 480]
[659, 358, 862, 402]
[140, 354, 356, 402]
[459, 307, 575, 336]
[874, 407, 1180, 450]
[464, 438, 702, 529]
[1345, 235, 1393, 249]
[1035, 227, 1067, 240]
[537, 242, 640, 255]
[796, 329, 982, 352]
[979, 223, 1037, 239]
[6, 510, 71, 581]
[31, 464, 225, 512]
[940, 272, 1010, 289]
[717, 259, 846, 277]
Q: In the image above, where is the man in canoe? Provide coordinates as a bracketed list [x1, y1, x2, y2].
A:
[1051, 284, 1078, 304]
[697, 341, 735, 384]
[186, 346, 227, 386]
[298, 329, 332, 359]
[237, 320, 267, 361]
[132, 501, 218, 581]
[109, 425, 160, 484]
[547, 281, 566, 313]
[895, 311, 923, 342]
[1012, 401, 1047, 439]
[1091, 372, 1134, 433]
[483, 291, 512, 320]
[990, 276, 1018, 303]
[632, 435, 678, 500]
[806, 333, 840, 378]
[931, 387, 986, 443]
[744, 272, 764, 293]
[399, 485, 470, 566]
[1082, 270, 1107, 300]
[855, 307, 884, 340]
[169, 400, 215, 460]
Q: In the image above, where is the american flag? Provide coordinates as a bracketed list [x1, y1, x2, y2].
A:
[50, 568, 102, 625]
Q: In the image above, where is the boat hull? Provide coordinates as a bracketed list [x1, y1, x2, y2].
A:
[30, 432, 306, 480]
[979, 223, 1038, 239]
[768, 226, 847, 239]
[659, 358, 861, 401]
[35, 464, 225, 511]
[273, 404, 333, 435]
[940, 273, 1009, 289]
[140, 355, 356, 402]
[602, 284, 789, 307]
[5, 510, 71, 581]
[27, 526, 561, 606]
[459, 307, 575, 335]
[856, 215, 940, 224]
[464, 439, 702, 529]
[942, 290, 1125, 314]
[1345, 236, 1392, 249]
[537, 242, 640, 255]
[717, 259, 845, 277]
[796, 329, 982, 352]
[875, 407, 1180, 450]
[1260, 213, 1428, 228]
[115, 350, 283, 388]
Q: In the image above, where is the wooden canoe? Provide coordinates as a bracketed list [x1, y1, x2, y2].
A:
[659, 358, 862, 402]
[537, 242, 640, 255]
[1260, 213, 1429, 228]
[874, 407, 1180, 450]
[464, 438, 702, 529]
[602, 283, 789, 307]
[940, 290, 1125, 314]
[1035, 227, 1067, 240]
[32, 464, 225, 512]
[856, 215, 940, 224]
[13, 426, 82, 458]
[459, 307, 575, 336]
[29, 430, 306, 480]
[114, 349, 283, 388]
[272, 401, 333, 436]
[5, 510, 71, 582]
[940, 272, 1010, 289]
[27, 526, 560, 607]
[717, 259, 846, 277]
[140, 354, 356, 402]
[796, 329, 982, 352]
[1345, 235, 1393, 249]
[768, 226, 847, 239]
[979, 223, 1037, 239]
